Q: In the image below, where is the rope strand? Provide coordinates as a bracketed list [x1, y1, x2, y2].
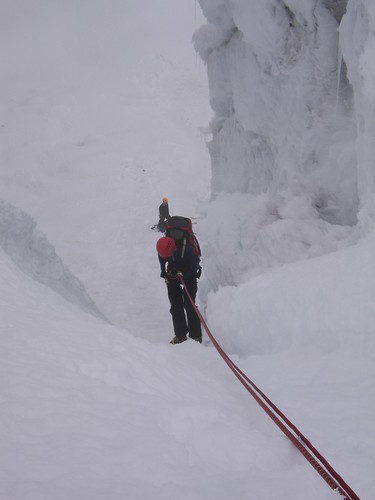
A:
[178, 275, 359, 500]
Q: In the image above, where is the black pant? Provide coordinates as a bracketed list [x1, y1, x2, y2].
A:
[158, 219, 168, 232]
[167, 278, 201, 339]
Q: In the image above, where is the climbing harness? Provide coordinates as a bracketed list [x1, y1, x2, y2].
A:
[178, 275, 360, 500]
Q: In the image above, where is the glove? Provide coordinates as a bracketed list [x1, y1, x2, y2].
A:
[168, 269, 183, 280]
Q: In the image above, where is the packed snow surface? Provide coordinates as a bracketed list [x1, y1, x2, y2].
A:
[1, 0, 374, 499]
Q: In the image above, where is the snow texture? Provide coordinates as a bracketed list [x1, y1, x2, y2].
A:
[0, 0, 374, 499]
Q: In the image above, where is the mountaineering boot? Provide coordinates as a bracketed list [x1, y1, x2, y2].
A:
[170, 335, 187, 345]
[190, 336, 202, 344]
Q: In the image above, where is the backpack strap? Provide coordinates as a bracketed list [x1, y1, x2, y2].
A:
[181, 237, 187, 259]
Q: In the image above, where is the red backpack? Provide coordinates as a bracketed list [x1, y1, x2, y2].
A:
[165, 216, 202, 277]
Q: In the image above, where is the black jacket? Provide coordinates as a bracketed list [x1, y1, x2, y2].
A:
[158, 239, 197, 281]
[159, 203, 170, 221]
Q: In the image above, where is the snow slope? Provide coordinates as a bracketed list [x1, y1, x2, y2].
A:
[1, 0, 374, 498]
[2, 244, 351, 500]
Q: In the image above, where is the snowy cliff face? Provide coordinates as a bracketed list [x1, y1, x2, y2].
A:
[194, 0, 374, 296]
[340, 1, 375, 211]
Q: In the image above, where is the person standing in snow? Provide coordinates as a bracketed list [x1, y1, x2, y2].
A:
[156, 236, 202, 344]
[157, 197, 171, 232]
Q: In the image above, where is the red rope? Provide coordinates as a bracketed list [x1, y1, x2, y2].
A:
[179, 276, 359, 500]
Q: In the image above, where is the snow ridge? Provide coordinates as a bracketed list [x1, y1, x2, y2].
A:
[0, 200, 109, 322]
